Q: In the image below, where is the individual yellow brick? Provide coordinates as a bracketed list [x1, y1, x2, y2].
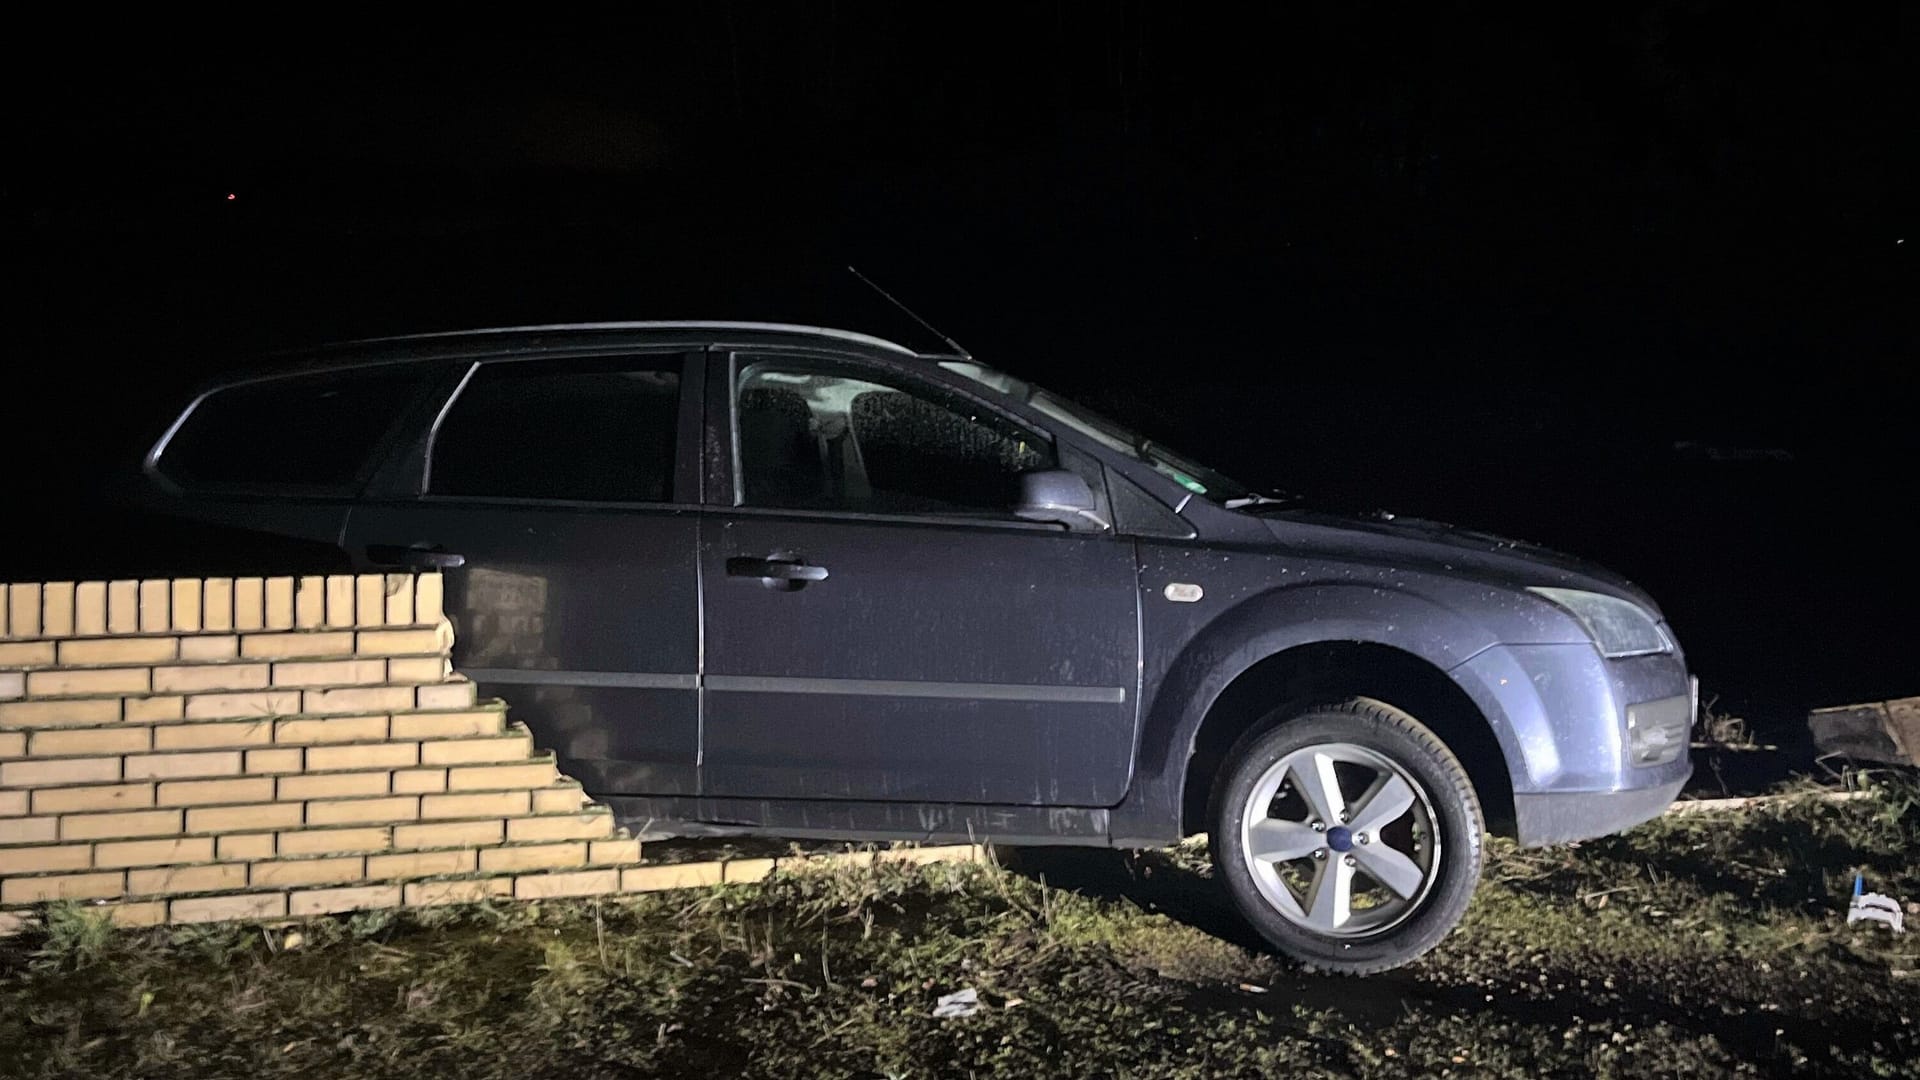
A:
[355, 575, 385, 629]
[724, 857, 778, 884]
[506, 813, 615, 843]
[479, 842, 587, 873]
[391, 768, 446, 794]
[240, 631, 356, 659]
[588, 838, 642, 865]
[383, 575, 414, 626]
[56, 637, 176, 666]
[532, 786, 588, 814]
[0, 910, 37, 935]
[178, 635, 240, 661]
[0, 816, 58, 844]
[420, 791, 529, 820]
[128, 862, 246, 895]
[61, 808, 181, 841]
[0, 841, 90, 876]
[420, 735, 533, 766]
[138, 580, 170, 633]
[274, 715, 388, 744]
[415, 574, 444, 626]
[294, 577, 325, 630]
[29, 726, 150, 757]
[0, 698, 121, 728]
[106, 580, 139, 634]
[7, 584, 42, 639]
[277, 771, 390, 800]
[405, 877, 511, 906]
[26, 667, 149, 697]
[233, 578, 265, 631]
[387, 657, 449, 684]
[264, 577, 295, 631]
[170, 892, 286, 924]
[0, 672, 22, 700]
[272, 659, 386, 689]
[304, 796, 418, 826]
[354, 628, 445, 656]
[125, 696, 185, 722]
[276, 826, 391, 857]
[187, 802, 302, 833]
[202, 578, 234, 632]
[153, 663, 270, 693]
[393, 818, 504, 849]
[244, 748, 304, 774]
[391, 710, 501, 739]
[0, 789, 26, 816]
[105, 900, 170, 927]
[0, 641, 57, 667]
[33, 783, 152, 814]
[1, 842, 92, 873]
[367, 849, 475, 879]
[0, 732, 23, 758]
[156, 777, 273, 807]
[184, 690, 301, 720]
[304, 742, 417, 772]
[622, 862, 724, 892]
[170, 578, 202, 632]
[74, 581, 108, 636]
[124, 750, 242, 781]
[290, 883, 400, 916]
[2, 755, 120, 787]
[324, 575, 356, 629]
[515, 868, 620, 899]
[416, 682, 477, 709]
[153, 720, 273, 751]
[250, 855, 364, 887]
[3, 871, 124, 904]
[304, 686, 413, 715]
[94, 836, 215, 869]
[42, 583, 76, 638]
[217, 832, 276, 860]
[446, 762, 554, 792]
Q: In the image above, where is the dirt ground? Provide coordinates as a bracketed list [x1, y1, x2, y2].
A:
[3, 774, 1915, 1079]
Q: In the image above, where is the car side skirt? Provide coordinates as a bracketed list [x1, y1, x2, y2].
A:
[599, 795, 1114, 847]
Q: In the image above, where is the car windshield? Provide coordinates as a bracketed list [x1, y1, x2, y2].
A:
[940, 360, 1282, 507]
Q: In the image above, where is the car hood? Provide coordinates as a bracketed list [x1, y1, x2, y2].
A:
[1257, 509, 1661, 615]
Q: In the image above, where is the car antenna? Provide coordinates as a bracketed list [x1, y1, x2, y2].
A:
[846, 265, 972, 359]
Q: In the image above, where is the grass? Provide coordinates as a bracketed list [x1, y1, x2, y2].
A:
[2, 774, 1916, 1079]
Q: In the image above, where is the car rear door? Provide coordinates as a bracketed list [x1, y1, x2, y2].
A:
[696, 347, 1141, 806]
[343, 347, 705, 796]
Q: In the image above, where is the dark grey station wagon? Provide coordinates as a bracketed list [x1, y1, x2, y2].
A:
[139, 322, 1694, 971]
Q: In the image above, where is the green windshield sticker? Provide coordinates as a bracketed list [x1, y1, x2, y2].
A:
[1171, 471, 1208, 494]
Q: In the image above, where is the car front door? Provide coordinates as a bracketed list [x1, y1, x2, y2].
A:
[344, 349, 704, 796]
[697, 349, 1140, 806]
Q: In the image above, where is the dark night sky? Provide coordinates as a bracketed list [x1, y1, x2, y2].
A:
[4, 6, 1915, 729]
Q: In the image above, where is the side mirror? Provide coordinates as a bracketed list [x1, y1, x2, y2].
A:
[1013, 469, 1110, 532]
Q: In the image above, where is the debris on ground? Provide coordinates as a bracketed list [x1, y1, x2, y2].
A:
[1848, 874, 1907, 934]
[1808, 697, 1920, 765]
[931, 987, 982, 1019]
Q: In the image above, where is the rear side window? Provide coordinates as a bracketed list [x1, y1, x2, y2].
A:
[429, 356, 682, 503]
[159, 366, 426, 491]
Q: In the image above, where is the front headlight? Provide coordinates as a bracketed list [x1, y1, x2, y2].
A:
[1527, 587, 1671, 658]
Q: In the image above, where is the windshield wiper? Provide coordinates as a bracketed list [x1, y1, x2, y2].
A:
[1223, 493, 1305, 511]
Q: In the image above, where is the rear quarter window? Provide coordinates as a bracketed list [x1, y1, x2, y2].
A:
[156, 365, 428, 491]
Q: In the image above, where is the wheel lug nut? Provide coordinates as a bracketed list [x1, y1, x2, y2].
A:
[1356, 833, 1370, 845]
[1343, 855, 1357, 867]
[1312, 850, 1326, 860]
[1311, 822, 1325, 832]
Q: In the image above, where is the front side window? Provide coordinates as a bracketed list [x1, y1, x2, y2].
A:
[430, 356, 681, 502]
[736, 362, 1051, 516]
[159, 365, 428, 491]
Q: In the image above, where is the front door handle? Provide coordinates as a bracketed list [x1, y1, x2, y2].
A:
[367, 544, 467, 570]
[726, 555, 829, 587]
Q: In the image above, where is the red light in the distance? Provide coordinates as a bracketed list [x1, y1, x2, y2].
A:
[226, 193, 237, 201]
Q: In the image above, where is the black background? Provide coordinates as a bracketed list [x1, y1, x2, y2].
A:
[5, 7, 1913, 737]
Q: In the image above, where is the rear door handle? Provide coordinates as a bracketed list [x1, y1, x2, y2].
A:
[726, 556, 829, 583]
[367, 544, 467, 570]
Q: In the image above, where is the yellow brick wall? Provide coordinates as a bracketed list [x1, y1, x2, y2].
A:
[0, 573, 656, 928]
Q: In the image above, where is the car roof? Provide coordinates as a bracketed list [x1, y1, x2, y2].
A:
[340, 321, 931, 358]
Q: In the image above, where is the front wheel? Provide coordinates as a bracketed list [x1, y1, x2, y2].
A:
[1210, 698, 1484, 974]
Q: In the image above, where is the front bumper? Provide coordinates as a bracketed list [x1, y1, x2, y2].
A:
[1450, 642, 1694, 846]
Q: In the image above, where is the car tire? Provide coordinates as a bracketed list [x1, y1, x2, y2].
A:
[1210, 697, 1483, 974]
